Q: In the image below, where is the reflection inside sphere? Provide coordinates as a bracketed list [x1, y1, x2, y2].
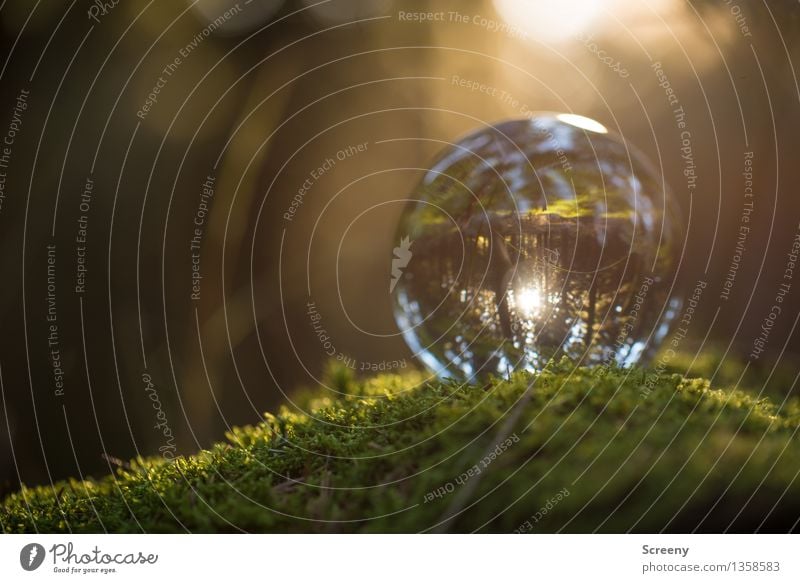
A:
[392, 115, 681, 381]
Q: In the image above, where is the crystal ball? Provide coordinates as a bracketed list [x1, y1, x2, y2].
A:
[392, 114, 681, 381]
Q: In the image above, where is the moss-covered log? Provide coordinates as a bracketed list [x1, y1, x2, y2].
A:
[3, 361, 799, 533]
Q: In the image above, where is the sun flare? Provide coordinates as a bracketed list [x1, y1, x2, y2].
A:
[493, 0, 607, 43]
[516, 287, 543, 316]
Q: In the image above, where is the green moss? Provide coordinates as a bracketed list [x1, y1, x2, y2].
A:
[3, 361, 800, 533]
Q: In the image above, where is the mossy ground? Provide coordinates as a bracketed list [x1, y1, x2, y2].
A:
[2, 360, 800, 533]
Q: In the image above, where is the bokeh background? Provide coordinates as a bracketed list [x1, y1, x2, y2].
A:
[1, 0, 799, 496]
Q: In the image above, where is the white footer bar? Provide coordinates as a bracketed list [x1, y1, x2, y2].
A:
[1, 534, 796, 582]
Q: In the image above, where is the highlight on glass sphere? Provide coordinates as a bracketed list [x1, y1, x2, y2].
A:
[392, 113, 681, 381]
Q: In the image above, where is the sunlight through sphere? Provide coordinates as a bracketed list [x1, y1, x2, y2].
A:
[493, 0, 606, 42]
[392, 115, 681, 381]
[515, 287, 542, 317]
[557, 113, 608, 134]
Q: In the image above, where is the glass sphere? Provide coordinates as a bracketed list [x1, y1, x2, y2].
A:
[392, 114, 681, 381]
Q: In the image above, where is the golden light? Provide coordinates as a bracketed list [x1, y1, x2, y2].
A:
[516, 287, 543, 316]
[301, 0, 393, 24]
[493, 0, 607, 43]
[556, 113, 609, 134]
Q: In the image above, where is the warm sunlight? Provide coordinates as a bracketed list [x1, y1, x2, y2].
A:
[493, 0, 607, 43]
[556, 113, 609, 134]
[516, 286, 543, 316]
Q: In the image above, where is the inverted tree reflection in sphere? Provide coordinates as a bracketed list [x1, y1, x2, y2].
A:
[393, 115, 681, 381]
